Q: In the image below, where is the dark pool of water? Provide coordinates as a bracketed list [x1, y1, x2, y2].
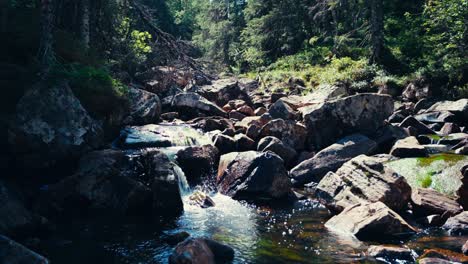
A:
[37, 192, 467, 264]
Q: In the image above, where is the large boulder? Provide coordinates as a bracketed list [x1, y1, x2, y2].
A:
[40, 149, 183, 217]
[122, 87, 161, 125]
[443, 211, 468, 235]
[367, 245, 415, 262]
[0, 180, 44, 236]
[457, 165, 468, 209]
[300, 94, 393, 150]
[169, 237, 235, 264]
[259, 119, 307, 150]
[268, 99, 296, 120]
[257, 136, 297, 167]
[0, 235, 49, 264]
[316, 155, 412, 213]
[176, 145, 220, 184]
[390, 136, 428, 158]
[425, 99, 468, 122]
[325, 202, 417, 241]
[290, 134, 377, 186]
[411, 188, 462, 217]
[199, 78, 250, 106]
[399, 116, 436, 136]
[8, 83, 103, 168]
[172, 92, 227, 119]
[217, 151, 291, 200]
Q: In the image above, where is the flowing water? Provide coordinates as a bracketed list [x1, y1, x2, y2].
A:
[38, 125, 468, 263]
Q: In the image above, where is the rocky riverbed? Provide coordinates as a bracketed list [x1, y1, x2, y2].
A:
[1, 75, 468, 263]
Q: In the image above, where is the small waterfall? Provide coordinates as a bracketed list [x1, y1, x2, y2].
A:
[173, 162, 191, 196]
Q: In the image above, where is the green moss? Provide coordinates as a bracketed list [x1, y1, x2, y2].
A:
[418, 173, 433, 188]
[416, 154, 466, 167]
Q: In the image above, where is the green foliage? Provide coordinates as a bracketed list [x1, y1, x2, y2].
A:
[50, 64, 129, 119]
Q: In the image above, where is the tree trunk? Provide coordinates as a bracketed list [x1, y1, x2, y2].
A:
[38, 0, 55, 75]
[81, 0, 90, 49]
[369, 0, 384, 64]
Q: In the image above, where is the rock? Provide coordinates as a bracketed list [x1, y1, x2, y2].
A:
[414, 111, 456, 124]
[199, 78, 249, 106]
[176, 145, 220, 184]
[390, 136, 428, 158]
[190, 117, 235, 132]
[300, 94, 393, 150]
[123, 87, 161, 125]
[172, 92, 227, 119]
[373, 124, 408, 153]
[402, 82, 430, 102]
[260, 119, 307, 150]
[257, 136, 297, 167]
[163, 232, 190, 246]
[188, 190, 215, 208]
[213, 134, 237, 154]
[426, 99, 468, 120]
[236, 114, 272, 130]
[169, 237, 234, 264]
[217, 151, 292, 200]
[229, 110, 247, 121]
[418, 258, 452, 264]
[42, 149, 183, 217]
[117, 124, 212, 149]
[440, 123, 461, 135]
[161, 112, 179, 121]
[419, 248, 468, 263]
[411, 188, 462, 217]
[325, 202, 417, 241]
[237, 105, 254, 116]
[367, 245, 415, 262]
[457, 165, 468, 209]
[414, 98, 437, 113]
[443, 211, 468, 235]
[268, 99, 296, 120]
[0, 235, 49, 264]
[9, 83, 103, 169]
[463, 240, 468, 255]
[424, 144, 451, 154]
[399, 116, 436, 135]
[290, 134, 377, 186]
[234, 134, 256, 151]
[271, 92, 287, 103]
[316, 155, 412, 213]
[255, 107, 268, 116]
[419, 214, 445, 226]
[246, 124, 261, 140]
[387, 110, 407, 123]
[0, 180, 44, 236]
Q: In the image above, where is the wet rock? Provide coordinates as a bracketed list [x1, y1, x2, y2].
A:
[163, 232, 190, 246]
[188, 190, 215, 208]
[41, 149, 183, 217]
[176, 145, 220, 184]
[123, 87, 161, 125]
[325, 202, 417, 241]
[169, 237, 234, 264]
[411, 188, 462, 217]
[367, 245, 415, 262]
[199, 78, 249, 106]
[217, 151, 291, 200]
[301, 94, 393, 150]
[399, 116, 436, 135]
[8, 82, 103, 169]
[257, 136, 297, 167]
[213, 134, 236, 154]
[0, 235, 49, 264]
[316, 155, 411, 213]
[172, 92, 227, 119]
[234, 134, 256, 151]
[0, 180, 44, 236]
[443, 211, 468, 235]
[260, 119, 307, 150]
[268, 99, 296, 120]
[290, 134, 377, 186]
[390, 136, 428, 158]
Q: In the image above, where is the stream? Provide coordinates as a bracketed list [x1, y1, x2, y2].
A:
[39, 124, 468, 263]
